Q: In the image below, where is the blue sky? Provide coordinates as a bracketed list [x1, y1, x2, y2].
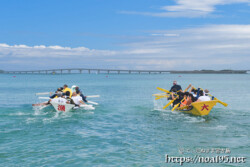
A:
[1, 0, 250, 70]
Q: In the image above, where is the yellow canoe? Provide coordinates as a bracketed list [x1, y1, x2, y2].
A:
[173, 100, 219, 116]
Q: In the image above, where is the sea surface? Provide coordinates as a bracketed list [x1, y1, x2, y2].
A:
[0, 73, 249, 167]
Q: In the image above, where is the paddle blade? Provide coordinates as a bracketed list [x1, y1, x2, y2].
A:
[156, 87, 171, 94]
[214, 97, 228, 107]
[218, 100, 228, 107]
[152, 93, 166, 96]
[172, 103, 180, 111]
[87, 101, 98, 105]
[155, 95, 169, 100]
[87, 95, 100, 98]
[163, 100, 174, 109]
[38, 97, 50, 100]
[36, 92, 51, 96]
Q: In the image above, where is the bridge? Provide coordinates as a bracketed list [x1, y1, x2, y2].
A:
[1, 68, 249, 74]
[3, 68, 173, 74]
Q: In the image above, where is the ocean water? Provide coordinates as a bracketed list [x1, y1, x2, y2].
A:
[0, 73, 249, 166]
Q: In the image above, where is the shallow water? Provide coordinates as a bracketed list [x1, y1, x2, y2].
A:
[0, 74, 249, 166]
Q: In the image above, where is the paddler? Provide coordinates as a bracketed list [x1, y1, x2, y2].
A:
[75, 86, 87, 102]
[196, 89, 211, 102]
[49, 87, 63, 99]
[32, 92, 66, 106]
[170, 80, 182, 92]
[62, 84, 72, 98]
[186, 93, 195, 106]
[180, 92, 189, 107]
[63, 91, 71, 102]
[68, 92, 86, 106]
[171, 91, 184, 106]
[50, 92, 67, 104]
[190, 87, 198, 98]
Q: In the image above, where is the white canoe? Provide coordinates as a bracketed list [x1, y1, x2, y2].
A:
[50, 102, 95, 112]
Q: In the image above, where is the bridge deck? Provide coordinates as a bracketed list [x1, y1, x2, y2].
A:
[2, 69, 248, 74]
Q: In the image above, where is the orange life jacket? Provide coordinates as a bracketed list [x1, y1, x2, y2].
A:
[180, 98, 187, 107]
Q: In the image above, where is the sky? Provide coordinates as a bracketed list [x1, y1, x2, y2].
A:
[1, 0, 250, 71]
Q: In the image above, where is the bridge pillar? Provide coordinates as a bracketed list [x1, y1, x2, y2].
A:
[107, 70, 110, 74]
[118, 70, 120, 74]
[98, 70, 100, 74]
[88, 69, 90, 74]
[68, 70, 71, 73]
[79, 69, 82, 74]
[129, 70, 131, 74]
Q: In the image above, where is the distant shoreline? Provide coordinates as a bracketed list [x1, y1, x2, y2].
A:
[170, 70, 247, 74]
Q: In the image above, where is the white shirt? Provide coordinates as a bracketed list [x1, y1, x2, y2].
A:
[51, 97, 67, 104]
[191, 92, 197, 97]
[198, 96, 210, 102]
[71, 96, 83, 105]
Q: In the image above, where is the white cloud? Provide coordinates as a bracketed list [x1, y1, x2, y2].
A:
[0, 43, 116, 58]
[121, 0, 250, 17]
[1, 25, 250, 70]
[114, 24, 250, 70]
[34, 45, 46, 49]
[151, 33, 180, 37]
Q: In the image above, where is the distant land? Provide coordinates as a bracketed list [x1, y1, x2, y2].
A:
[170, 70, 247, 74]
[1, 69, 248, 74]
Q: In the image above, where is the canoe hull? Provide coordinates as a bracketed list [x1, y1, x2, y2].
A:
[175, 100, 219, 116]
[50, 102, 95, 112]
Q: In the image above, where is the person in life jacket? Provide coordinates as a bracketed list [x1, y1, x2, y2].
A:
[62, 84, 72, 98]
[186, 93, 195, 106]
[180, 92, 189, 107]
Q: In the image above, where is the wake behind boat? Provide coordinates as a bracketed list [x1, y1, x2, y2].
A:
[33, 85, 99, 112]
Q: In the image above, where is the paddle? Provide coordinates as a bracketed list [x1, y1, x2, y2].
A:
[87, 101, 99, 105]
[172, 103, 180, 111]
[155, 87, 178, 109]
[156, 87, 171, 94]
[163, 95, 178, 109]
[86, 95, 100, 98]
[171, 98, 185, 111]
[152, 93, 167, 96]
[36, 92, 52, 96]
[155, 95, 169, 100]
[184, 84, 192, 92]
[192, 86, 228, 107]
[209, 94, 228, 107]
[38, 97, 50, 100]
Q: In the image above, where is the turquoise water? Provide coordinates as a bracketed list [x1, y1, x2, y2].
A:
[0, 74, 249, 166]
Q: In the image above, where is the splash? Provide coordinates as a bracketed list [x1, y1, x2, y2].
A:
[153, 98, 165, 111]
